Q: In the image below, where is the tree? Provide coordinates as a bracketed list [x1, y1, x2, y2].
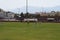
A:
[14, 14, 20, 20]
[14, 14, 18, 19]
[25, 12, 29, 18]
[25, 12, 30, 23]
[20, 12, 24, 17]
[20, 12, 24, 22]
[55, 12, 59, 22]
[36, 14, 40, 21]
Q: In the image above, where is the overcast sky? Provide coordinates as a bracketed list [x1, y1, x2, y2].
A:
[0, 0, 60, 11]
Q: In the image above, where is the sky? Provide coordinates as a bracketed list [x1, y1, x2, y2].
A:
[0, 0, 60, 11]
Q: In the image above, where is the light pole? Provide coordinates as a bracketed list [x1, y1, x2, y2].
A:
[26, 0, 28, 13]
[26, 0, 29, 23]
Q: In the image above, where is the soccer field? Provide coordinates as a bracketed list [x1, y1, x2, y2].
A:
[0, 22, 60, 40]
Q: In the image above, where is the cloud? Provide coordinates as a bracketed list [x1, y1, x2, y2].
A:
[0, 0, 60, 11]
[28, 0, 60, 7]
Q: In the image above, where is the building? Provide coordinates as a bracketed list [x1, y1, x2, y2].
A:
[0, 9, 7, 18]
[6, 11, 15, 19]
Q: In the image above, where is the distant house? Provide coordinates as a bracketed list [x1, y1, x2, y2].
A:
[6, 11, 15, 19]
[0, 8, 15, 19]
[0, 9, 7, 18]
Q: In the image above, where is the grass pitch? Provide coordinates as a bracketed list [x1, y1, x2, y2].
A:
[0, 22, 60, 40]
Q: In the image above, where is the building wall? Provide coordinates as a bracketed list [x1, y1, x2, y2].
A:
[0, 12, 6, 18]
[7, 13, 15, 19]
[0, 12, 15, 19]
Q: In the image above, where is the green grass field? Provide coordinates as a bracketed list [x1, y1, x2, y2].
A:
[0, 22, 60, 40]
